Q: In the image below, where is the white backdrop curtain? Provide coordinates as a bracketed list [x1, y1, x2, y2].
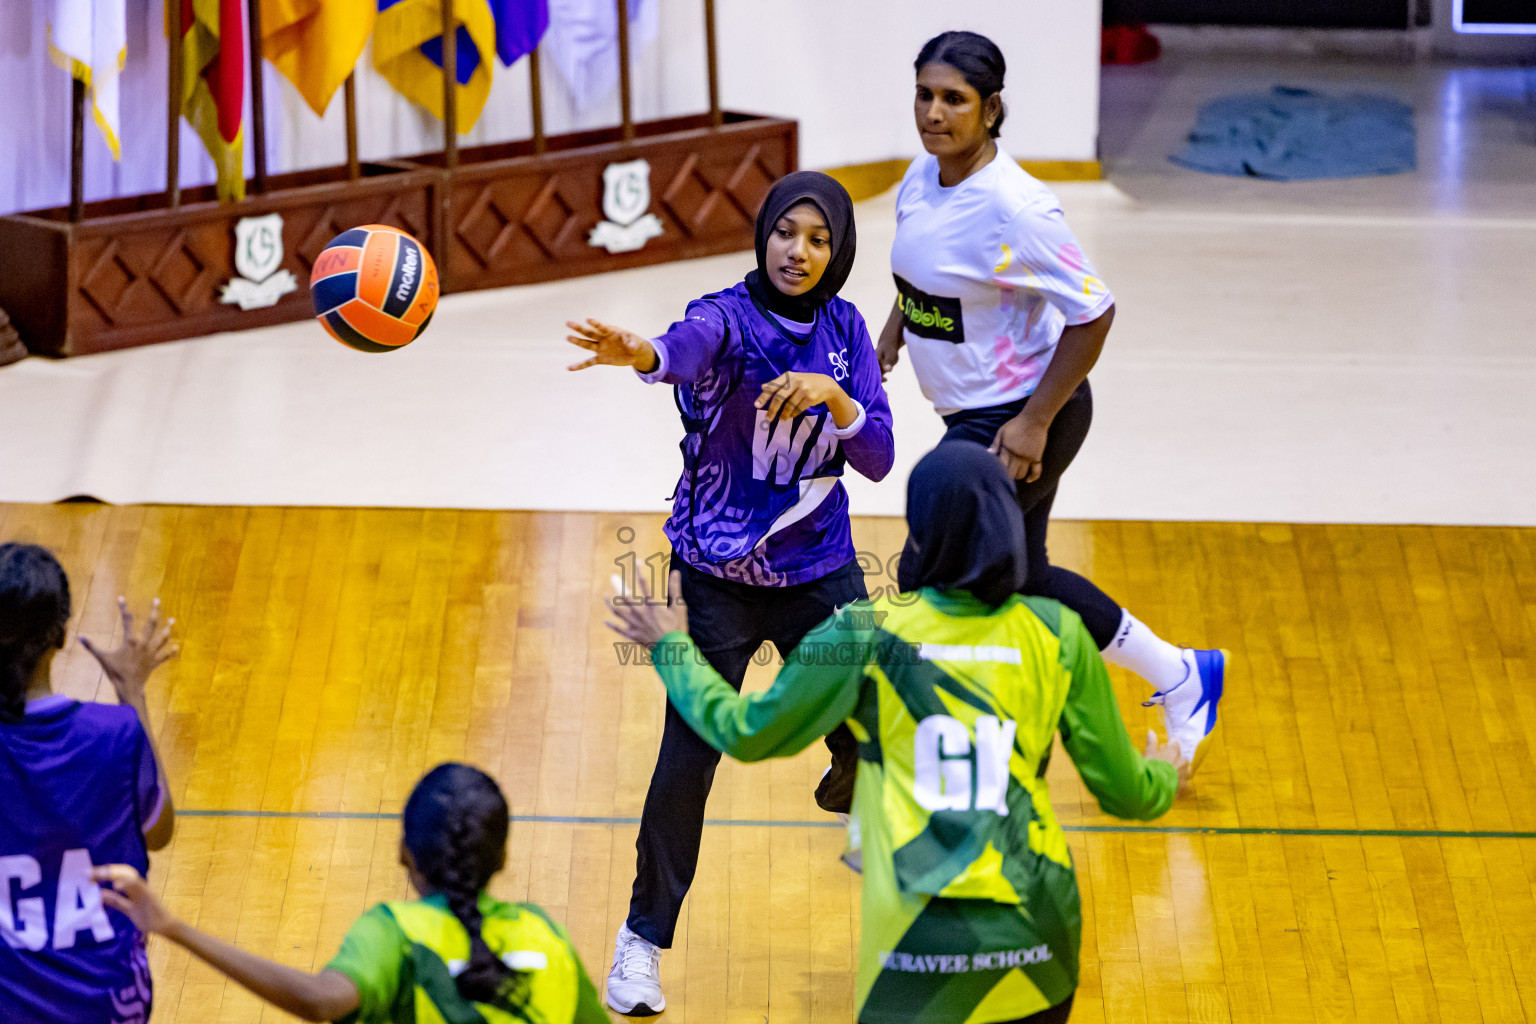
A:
[0, 0, 705, 216]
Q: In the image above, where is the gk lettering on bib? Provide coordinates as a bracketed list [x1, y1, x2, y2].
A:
[893, 274, 964, 345]
[912, 714, 1017, 814]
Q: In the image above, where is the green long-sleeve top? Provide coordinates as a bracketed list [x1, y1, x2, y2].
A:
[653, 588, 1176, 824]
[648, 588, 1177, 1023]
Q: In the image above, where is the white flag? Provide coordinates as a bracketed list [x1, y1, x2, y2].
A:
[48, 0, 127, 159]
[545, 0, 658, 112]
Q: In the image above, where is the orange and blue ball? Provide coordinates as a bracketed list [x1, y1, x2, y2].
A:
[309, 225, 439, 352]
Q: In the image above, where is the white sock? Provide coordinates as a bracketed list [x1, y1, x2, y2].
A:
[1101, 609, 1189, 693]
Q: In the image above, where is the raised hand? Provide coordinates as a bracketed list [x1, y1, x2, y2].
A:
[606, 570, 688, 648]
[79, 598, 177, 706]
[565, 319, 659, 372]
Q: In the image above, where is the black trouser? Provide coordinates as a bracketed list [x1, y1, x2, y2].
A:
[626, 555, 866, 948]
[937, 380, 1121, 649]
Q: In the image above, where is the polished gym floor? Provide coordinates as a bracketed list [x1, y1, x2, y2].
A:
[9, 500, 1536, 1023]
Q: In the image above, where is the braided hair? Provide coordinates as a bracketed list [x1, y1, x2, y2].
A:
[0, 544, 71, 725]
[915, 31, 1009, 138]
[402, 763, 516, 1007]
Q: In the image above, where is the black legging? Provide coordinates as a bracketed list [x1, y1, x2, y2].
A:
[913, 380, 1122, 649]
[626, 556, 866, 949]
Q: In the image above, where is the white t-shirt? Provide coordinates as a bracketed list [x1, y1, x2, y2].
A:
[890, 151, 1114, 412]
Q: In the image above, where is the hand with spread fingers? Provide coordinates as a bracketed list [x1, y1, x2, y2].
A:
[606, 570, 688, 648]
[756, 371, 855, 425]
[565, 318, 660, 373]
[79, 597, 177, 707]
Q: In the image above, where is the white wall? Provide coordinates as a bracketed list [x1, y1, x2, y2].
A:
[0, 0, 1103, 215]
[712, 0, 1104, 168]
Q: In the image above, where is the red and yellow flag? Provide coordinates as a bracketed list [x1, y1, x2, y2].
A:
[174, 0, 245, 201]
[261, 0, 375, 117]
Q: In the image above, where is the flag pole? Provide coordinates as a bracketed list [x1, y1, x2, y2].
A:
[441, 0, 458, 172]
[616, 0, 633, 143]
[344, 74, 360, 181]
[529, 48, 545, 155]
[704, 0, 721, 128]
[246, 0, 269, 194]
[167, 0, 184, 208]
[69, 78, 86, 222]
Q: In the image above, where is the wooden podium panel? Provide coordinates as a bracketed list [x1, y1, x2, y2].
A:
[0, 164, 435, 357]
[0, 113, 796, 359]
[429, 113, 796, 292]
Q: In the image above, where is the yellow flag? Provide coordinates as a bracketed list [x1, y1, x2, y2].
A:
[262, 0, 375, 117]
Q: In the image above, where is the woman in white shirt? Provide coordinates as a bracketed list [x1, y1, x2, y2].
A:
[877, 31, 1227, 769]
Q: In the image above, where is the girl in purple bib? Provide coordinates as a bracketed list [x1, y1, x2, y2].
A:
[566, 172, 895, 1016]
[0, 544, 177, 1024]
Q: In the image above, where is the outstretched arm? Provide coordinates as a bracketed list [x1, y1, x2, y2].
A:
[80, 598, 179, 851]
[567, 303, 729, 385]
[565, 319, 660, 373]
[655, 628, 865, 761]
[94, 865, 360, 1022]
[1056, 611, 1186, 819]
[606, 572, 868, 761]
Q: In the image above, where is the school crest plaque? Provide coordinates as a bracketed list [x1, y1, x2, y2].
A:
[221, 213, 298, 310]
[589, 159, 665, 255]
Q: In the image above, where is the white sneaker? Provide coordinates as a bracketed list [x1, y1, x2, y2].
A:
[1144, 648, 1226, 770]
[837, 812, 863, 875]
[606, 923, 665, 1016]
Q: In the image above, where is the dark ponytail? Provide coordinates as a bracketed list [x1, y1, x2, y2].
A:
[0, 544, 71, 725]
[915, 31, 1008, 138]
[402, 763, 515, 1008]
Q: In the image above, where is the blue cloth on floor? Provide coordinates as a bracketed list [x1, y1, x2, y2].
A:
[1170, 86, 1416, 181]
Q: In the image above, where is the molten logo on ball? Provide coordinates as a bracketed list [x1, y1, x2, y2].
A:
[308, 225, 439, 353]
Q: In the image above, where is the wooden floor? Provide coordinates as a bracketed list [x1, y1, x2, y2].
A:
[6, 502, 1536, 1024]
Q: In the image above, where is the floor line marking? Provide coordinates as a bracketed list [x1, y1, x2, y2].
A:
[174, 810, 1536, 839]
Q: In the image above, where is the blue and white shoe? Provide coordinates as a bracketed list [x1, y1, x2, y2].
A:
[1144, 648, 1226, 771]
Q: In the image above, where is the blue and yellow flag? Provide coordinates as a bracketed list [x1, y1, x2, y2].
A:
[374, 0, 497, 131]
[262, 0, 375, 117]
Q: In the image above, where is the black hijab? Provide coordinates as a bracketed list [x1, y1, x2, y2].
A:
[897, 441, 1028, 608]
[744, 171, 857, 322]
